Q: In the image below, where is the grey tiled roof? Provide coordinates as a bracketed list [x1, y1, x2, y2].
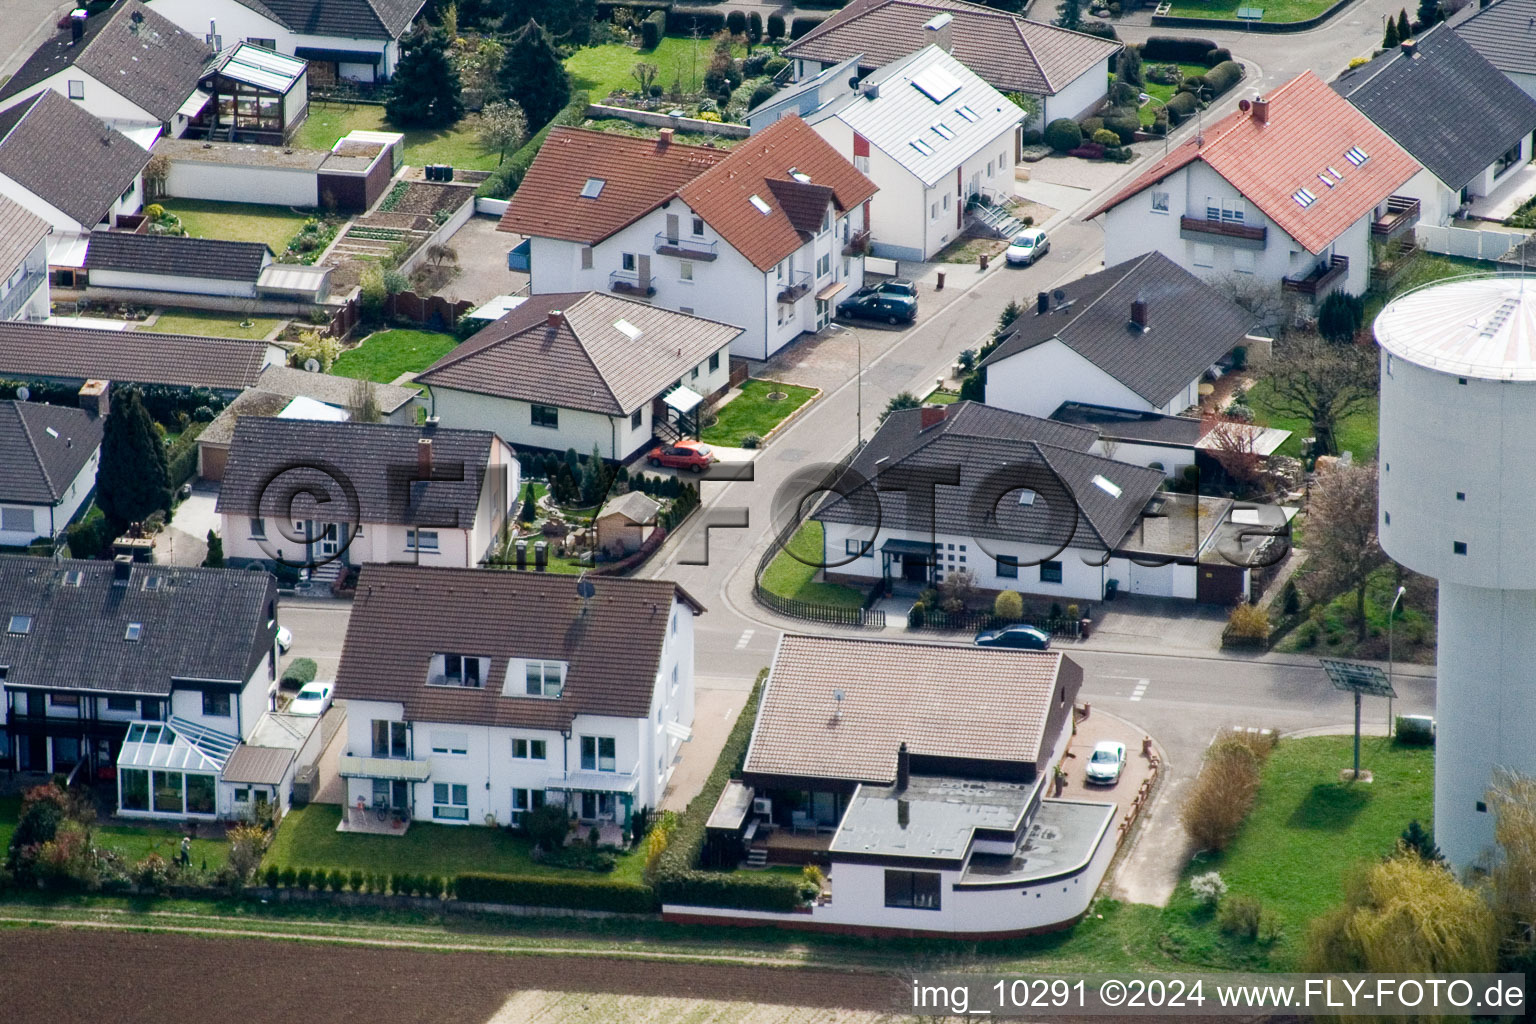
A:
[1453, 0, 1536, 76]
[240, 0, 425, 40]
[0, 401, 103, 506]
[257, 365, 418, 415]
[0, 557, 276, 696]
[86, 231, 272, 282]
[0, 321, 269, 390]
[0, 91, 150, 229]
[0, 195, 49, 278]
[979, 252, 1256, 409]
[1333, 24, 1536, 190]
[1050, 402, 1205, 447]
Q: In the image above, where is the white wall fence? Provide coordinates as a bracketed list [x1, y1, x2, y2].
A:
[584, 104, 751, 139]
[396, 195, 477, 278]
[1416, 224, 1527, 261]
[474, 198, 509, 217]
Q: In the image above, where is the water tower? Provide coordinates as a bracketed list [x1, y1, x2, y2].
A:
[1376, 274, 1536, 870]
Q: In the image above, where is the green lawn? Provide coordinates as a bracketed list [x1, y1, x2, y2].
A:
[1273, 565, 1437, 661]
[138, 310, 284, 340]
[566, 36, 746, 101]
[701, 379, 817, 446]
[923, 388, 959, 405]
[1243, 376, 1378, 460]
[759, 521, 866, 608]
[0, 795, 228, 870]
[158, 199, 309, 252]
[1163, 0, 1333, 22]
[265, 805, 646, 882]
[292, 102, 503, 171]
[330, 329, 458, 384]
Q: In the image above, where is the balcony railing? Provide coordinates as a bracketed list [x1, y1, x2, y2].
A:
[653, 233, 718, 261]
[0, 268, 46, 322]
[609, 269, 655, 297]
[1179, 215, 1268, 247]
[1372, 195, 1420, 239]
[546, 761, 641, 793]
[1282, 254, 1349, 296]
[777, 269, 812, 303]
[842, 228, 871, 256]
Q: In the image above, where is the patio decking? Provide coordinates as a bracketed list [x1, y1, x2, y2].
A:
[752, 826, 833, 865]
[338, 804, 412, 835]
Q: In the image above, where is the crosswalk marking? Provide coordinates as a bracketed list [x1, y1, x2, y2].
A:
[735, 628, 755, 650]
[1129, 678, 1149, 702]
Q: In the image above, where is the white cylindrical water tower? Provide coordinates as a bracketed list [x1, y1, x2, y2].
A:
[1376, 274, 1536, 871]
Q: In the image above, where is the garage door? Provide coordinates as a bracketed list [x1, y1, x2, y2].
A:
[1197, 563, 1245, 605]
[1128, 559, 1174, 597]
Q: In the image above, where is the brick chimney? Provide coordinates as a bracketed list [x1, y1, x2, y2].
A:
[657, 128, 674, 151]
[1130, 299, 1149, 330]
[922, 11, 953, 53]
[417, 436, 433, 480]
[920, 405, 948, 430]
[546, 309, 564, 328]
[79, 379, 109, 418]
[1250, 94, 1269, 125]
[1400, 39, 1417, 55]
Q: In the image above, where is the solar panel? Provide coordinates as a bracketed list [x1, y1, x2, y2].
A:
[911, 65, 961, 103]
[1321, 659, 1397, 698]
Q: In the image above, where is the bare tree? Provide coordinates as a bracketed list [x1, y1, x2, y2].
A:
[426, 243, 458, 269]
[1201, 412, 1269, 491]
[349, 377, 381, 423]
[1306, 461, 1385, 641]
[1210, 272, 1288, 333]
[1181, 740, 1261, 852]
[631, 60, 660, 97]
[474, 99, 527, 165]
[1264, 332, 1378, 455]
[143, 153, 170, 200]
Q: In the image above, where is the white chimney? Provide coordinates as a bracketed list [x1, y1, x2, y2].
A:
[923, 11, 954, 53]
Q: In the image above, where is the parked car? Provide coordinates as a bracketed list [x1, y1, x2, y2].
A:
[1084, 740, 1127, 785]
[869, 278, 918, 298]
[287, 681, 333, 716]
[1005, 229, 1050, 266]
[274, 625, 293, 654]
[647, 440, 716, 473]
[973, 623, 1052, 650]
[837, 290, 918, 324]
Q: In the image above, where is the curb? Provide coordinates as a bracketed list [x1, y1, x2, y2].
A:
[1150, 0, 1359, 33]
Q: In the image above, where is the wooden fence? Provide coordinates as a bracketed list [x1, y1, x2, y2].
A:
[325, 298, 361, 340]
[385, 291, 474, 329]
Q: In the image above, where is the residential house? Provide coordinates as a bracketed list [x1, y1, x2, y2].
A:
[216, 417, 520, 572]
[0, 401, 103, 546]
[1333, 26, 1536, 225]
[0, 196, 51, 322]
[331, 564, 703, 830]
[146, 0, 425, 84]
[783, 0, 1120, 130]
[595, 491, 661, 557]
[745, 54, 864, 134]
[1086, 72, 1421, 309]
[813, 401, 1293, 602]
[182, 42, 310, 145]
[0, 557, 279, 812]
[0, 90, 151, 287]
[669, 634, 1110, 937]
[415, 292, 741, 460]
[806, 43, 1024, 261]
[979, 252, 1264, 421]
[1048, 401, 1292, 481]
[85, 232, 273, 297]
[502, 116, 878, 360]
[0, 0, 212, 149]
[0, 323, 278, 398]
[1454, 0, 1536, 101]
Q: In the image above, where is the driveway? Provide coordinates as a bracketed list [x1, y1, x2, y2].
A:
[154, 481, 221, 566]
[438, 215, 528, 307]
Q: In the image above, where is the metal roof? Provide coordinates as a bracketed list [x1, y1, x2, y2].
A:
[1373, 274, 1536, 380]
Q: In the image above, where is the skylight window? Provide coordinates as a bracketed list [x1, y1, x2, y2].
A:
[45, 427, 58, 438]
[63, 571, 83, 587]
[124, 622, 143, 642]
[1318, 172, 1336, 189]
[1017, 488, 1037, 506]
[143, 576, 165, 591]
[749, 193, 772, 214]
[788, 167, 811, 183]
[909, 136, 935, 156]
[613, 319, 642, 341]
[1091, 474, 1123, 499]
[580, 178, 605, 199]
[1345, 146, 1368, 167]
[955, 105, 979, 122]
[1326, 165, 1342, 179]
[7, 614, 31, 635]
[911, 65, 961, 103]
[932, 122, 956, 140]
[1292, 187, 1318, 208]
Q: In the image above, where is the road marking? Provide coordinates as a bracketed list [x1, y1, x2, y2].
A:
[1129, 678, 1149, 702]
[735, 629, 754, 650]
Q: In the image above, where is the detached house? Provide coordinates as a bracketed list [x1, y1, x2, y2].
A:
[1087, 72, 1420, 308]
[332, 564, 703, 831]
[0, 400, 103, 546]
[502, 116, 878, 360]
[0, 196, 51, 322]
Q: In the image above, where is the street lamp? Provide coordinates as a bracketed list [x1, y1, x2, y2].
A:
[830, 323, 864, 447]
[1388, 584, 1407, 736]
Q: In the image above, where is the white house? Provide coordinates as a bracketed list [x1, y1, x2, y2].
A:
[1454, 0, 1536, 102]
[1333, 26, 1536, 226]
[331, 564, 703, 831]
[146, 0, 424, 84]
[1087, 72, 1421, 311]
[783, 0, 1119, 131]
[0, 400, 102, 546]
[502, 116, 879, 361]
[416, 292, 741, 461]
[85, 232, 273, 298]
[0, 196, 51, 322]
[216, 417, 520, 572]
[806, 43, 1023, 261]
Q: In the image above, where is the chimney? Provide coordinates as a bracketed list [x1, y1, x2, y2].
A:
[862, 80, 881, 100]
[112, 555, 133, 585]
[70, 11, 86, 43]
[417, 436, 433, 480]
[919, 405, 947, 430]
[1250, 94, 1269, 125]
[546, 309, 564, 329]
[515, 539, 527, 569]
[657, 128, 673, 151]
[896, 741, 910, 792]
[1037, 291, 1050, 315]
[1400, 38, 1417, 55]
[923, 11, 954, 53]
[79, 379, 109, 418]
[1130, 299, 1149, 329]
[534, 540, 548, 572]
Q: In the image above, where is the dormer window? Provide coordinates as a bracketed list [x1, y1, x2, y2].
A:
[429, 653, 485, 688]
[519, 660, 566, 698]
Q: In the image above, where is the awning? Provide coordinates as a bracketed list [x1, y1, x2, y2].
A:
[468, 294, 527, 321]
[665, 720, 693, 742]
[177, 89, 212, 118]
[663, 385, 704, 415]
[816, 280, 847, 301]
[49, 234, 90, 269]
[881, 538, 936, 557]
[339, 754, 432, 781]
[706, 780, 755, 831]
[257, 263, 331, 297]
[546, 770, 640, 795]
[294, 46, 382, 66]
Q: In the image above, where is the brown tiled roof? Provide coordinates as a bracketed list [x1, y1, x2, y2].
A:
[784, 0, 1120, 95]
[499, 127, 729, 245]
[0, 321, 268, 389]
[679, 116, 878, 272]
[766, 178, 836, 234]
[0, 195, 50, 278]
[744, 634, 1076, 784]
[416, 291, 741, 416]
[0, 91, 151, 230]
[332, 564, 705, 729]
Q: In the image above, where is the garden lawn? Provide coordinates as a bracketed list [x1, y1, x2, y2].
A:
[293, 102, 502, 171]
[1243, 376, 1378, 461]
[1162, 0, 1333, 22]
[138, 311, 283, 340]
[0, 796, 228, 869]
[701, 379, 817, 446]
[759, 521, 866, 608]
[158, 199, 309, 252]
[566, 36, 746, 101]
[330, 330, 458, 384]
[264, 805, 646, 882]
[1119, 64, 1207, 125]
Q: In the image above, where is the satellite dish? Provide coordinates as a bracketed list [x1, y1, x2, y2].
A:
[14, 386, 29, 401]
[1052, 289, 1066, 302]
[303, 358, 321, 373]
[1239, 98, 1252, 112]
[576, 573, 595, 600]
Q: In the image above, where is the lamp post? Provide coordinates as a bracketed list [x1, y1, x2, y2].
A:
[831, 323, 864, 447]
[1388, 584, 1406, 736]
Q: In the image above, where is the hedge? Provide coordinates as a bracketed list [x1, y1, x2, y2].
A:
[1205, 59, 1243, 95]
[641, 9, 665, 48]
[1164, 91, 1200, 125]
[281, 657, 317, 687]
[658, 870, 806, 912]
[476, 91, 590, 199]
[1141, 35, 1218, 62]
[1207, 47, 1232, 65]
[455, 872, 658, 913]
[165, 422, 207, 489]
[666, 8, 727, 34]
[789, 15, 826, 38]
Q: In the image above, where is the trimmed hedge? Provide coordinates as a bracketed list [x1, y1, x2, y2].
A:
[1102, 115, 1139, 144]
[455, 872, 657, 912]
[667, 8, 727, 34]
[641, 9, 665, 48]
[1205, 59, 1243, 95]
[789, 15, 826, 38]
[659, 870, 807, 912]
[476, 91, 590, 199]
[1207, 47, 1232, 65]
[1164, 91, 1200, 125]
[1141, 35, 1218, 62]
[281, 657, 317, 687]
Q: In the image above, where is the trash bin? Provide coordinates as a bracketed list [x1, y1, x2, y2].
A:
[979, 253, 989, 270]
[936, 271, 946, 290]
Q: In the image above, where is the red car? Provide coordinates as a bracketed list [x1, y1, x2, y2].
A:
[648, 440, 716, 473]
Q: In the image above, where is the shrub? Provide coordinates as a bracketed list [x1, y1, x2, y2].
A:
[328, 868, 348, 892]
[907, 603, 927, 628]
[1218, 893, 1264, 937]
[726, 10, 746, 34]
[475, 91, 589, 199]
[294, 867, 313, 890]
[641, 9, 665, 48]
[1226, 603, 1270, 641]
[1091, 128, 1120, 147]
[747, 11, 763, 41]
[1190, 870, 1227, 906]
[763, 55, 789, 77]
[1204, 60, 1244, 96]
[767, 12, 785, 39]
[1395, 716, 1436, 746]
[1044, 118, 1083, 153]
[1206, 47, 1233, 65]
[741, 433, 762, 449]
[1218, 726, 1278, 763]
[263, 865, 281, 888]
[1163, 91, 1199, 125]
[1141, 35, 1218, 62]
[1145, 62, 1182, 85]
[1079, 115, 1105, 137]
[349, 869, 366, 892]
[1068, 142, 1105, 160]
[1318, 290, 1366, 344]
[524, 802, 571, 851]
[1108, 80, 1138, 107]
[1178, 73, 1209, 97]
[749, 81, 778, 109]
[1281, 579, 1300, 615]
[456, 872, 657, 912]
[281, 658, 318, 687]
[278, 866, 297, 888]
[789, 15, 826, 38]
[1079, 19, 1118, 38]
[994, 590, 1024, 619]
[226, 824, 267, 885]
[1102, 115, 1139, 144]
[656, 870, 807, 911]
[666, 9, 726, 34]
[1182, 741, 1262, 852]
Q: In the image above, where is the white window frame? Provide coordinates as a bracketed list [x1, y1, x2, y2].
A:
[1, 507, 36, 534]
[679, 261, 693, 282]
[580, 735, 617, 772]
[1150, 190, 1170, 213]
[406, 529, 439, 551]
[523, 660, 565, 698]
[67, 80, 84, 100]
[430, 730, 469, 756]
[512, 738, 547, 760]
[432, 782, 469, 820]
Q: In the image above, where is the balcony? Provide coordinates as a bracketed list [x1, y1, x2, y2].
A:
[546, 762, 640, 794]
[1371, 195, 1420, 239]
[0, 268, 46, 322]
[776, 269, 812, 303]
[1179, 215, 1267, 249]
[338, 753, 433, 781]
[842, 228, 870, 256]
[1282, 254, 1349, 297]
[653, 233, 718, 261]
[608, 269, 655, 297]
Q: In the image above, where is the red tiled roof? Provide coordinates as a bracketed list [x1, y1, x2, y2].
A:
[678, 116, 879, 272]
[1087, 71, 1420, 254]
[498, 127, 728, 245]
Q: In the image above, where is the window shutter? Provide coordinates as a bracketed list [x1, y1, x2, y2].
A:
[580, 245, 593, 269]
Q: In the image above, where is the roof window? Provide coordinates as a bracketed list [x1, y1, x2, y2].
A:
[143, 576, 165, 591]
[1318, 172, 1336, 188]
[749, 193, 772, 214]
[580, 178, 605, 199]
[7, 614, 31, 635]
[1292, 187, 1318, 208]
[1326, 165, 1342, 179]
[1091, 474, 1123, 499]
[63, 571, 84, 587]
[955, 105, 979, 122]
[932, 122, 956, 140]
[1345, 146, 1368, 167]
[788, 167, 811, 183]
[45, 427, 58, 438]
[909, 136, 935, 156]
[1017, 488, 1037, 506]
[613, 319, 642, 341]
[124, 622, 143, 642]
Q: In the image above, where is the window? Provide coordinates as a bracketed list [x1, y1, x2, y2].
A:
[943, 193, 950, 210]
[884, 869, 941, 909]
[250, 517, 266, 538]
[406, 529, 439, 551]
[67, 80, 84, 100]
[51, 694, 80, 709]
[1292, 187, 1318, 208]
[120, 768, 148, 811]
[202, 691, 231, 717]
[1208, 197, 1244, 222]
[845, 538, 872, 557]
[580, 735, 617, 772]
[153, 771, 183, 814]
[821, 207, 832, 233]
[631, 408, 643, 429]
[440, 654, 482, 688]
[853, 154, 869, 173]
[1345, 146, 1368, 167]
[1041, 560, 1064, 584]
[432, 783, 469, 820]
[679, 261, 694, 282]
[909, 137, 935, 156]
[777, 303, 787, 326]
[621, 252, 636, 271]
[234, 787, 251, 803]
[1453, 541, 1467, 555]
[120, 183, 134, 205]
[932, 122, 955, 140]
[930, 201, 939, 219]
[512, 738, 547, 760]
[996, 555, 1019, 578]
[1192, 243, 1214, 268]
[531, 404, 559, 429]
[431, 730, 468, 756]
[817, 253, 830, 277]
[776, 261, 784, 281]
[987, 160, 994, 177]
[186, 774, 214, 815]
[124, 622, 143, 642]
[106, 696, 137, 713]
[1234, 249, 1255, 274]
[1, 507, 35, 533]
[749, 193, 772, 214]
[1384, 511, 1390, 525]
[692, 216, 705, 235]
[372, 719, 409, 758]
[248, 37, 276, 48]
[1150, 191, 1169, 213]
[511, 787, 545, 824]
[1456, 491, 1465, 501]
[581, 178, 605, 198]
[709, 351, 720, 373]
[7, 614, 30, 635]
[690, 365, 699, 380]
[524, 660, 564, 697]
[580, 245, 593, 270]
[671, 663, 679, 692]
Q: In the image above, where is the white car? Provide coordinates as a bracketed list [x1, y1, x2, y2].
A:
[1084, 741, 1127, 785]
[274, 625, 293, 653]
[1005, 228, 1050, 266]
[287, 682, 333, 716]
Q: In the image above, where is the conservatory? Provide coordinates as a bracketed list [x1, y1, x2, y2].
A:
[115, 720, 236, 820]
[184, 43, 309, 146]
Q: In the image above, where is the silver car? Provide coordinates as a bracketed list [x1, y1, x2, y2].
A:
[1084, 741, 1127, 784]
[1005, 229, 1050, 266]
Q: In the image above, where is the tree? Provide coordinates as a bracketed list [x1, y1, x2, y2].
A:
[1399, 820, 1443, 864]
[142, 153, 169, 200]
[996, 298, 1024, 337]
[747, 10, 763, 43]
[498, 20, 571, 129]
[1307, 462, 1385, 641]
[203, 530, 224, 568]
[498, 0, 596, 45]
[1211, 273, 1288, 332]
[1264, 332, 1378, 455]
[385, 28, 464, 128]
[1202, 412, 1269, 491]
[524, 802, 571, 850]
[518, 481, 537, 523]
[475, 99, 527, 164]
[225, 823, 267, 886]
[1383, 13, 1401, 47]
[1056, 0, 1082, 30]
[451, 34, 504, 105]
[767, 12, 785, 39]
[1317, 290, 1366, 345]
[349, 377, 381, 423]
[1181, 740, 1261, 851]
[994, 590, 1024, 619]
[1415, 0, 1440, 29]
[703, 32, 739, 99]
[1397, 7, 1412, 38]
[631, 60, 659, 97]
[97, 387, 171, 529]
[880, 391, 921, 423]
[1116, 45, 1143, 88]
